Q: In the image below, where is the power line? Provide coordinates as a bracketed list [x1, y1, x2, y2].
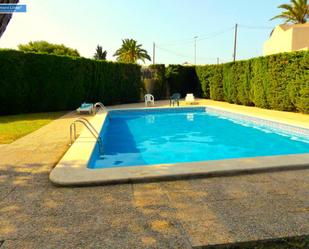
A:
[154, 23, 273, 64]
[197, 26, 234, 41]
[157, 26, 234, 47]
[158, 25, 270, 47]
[238, 24, 273, 30]
[156, 46, 191, 59]
[156, 45, 217, 61]
[158, 38, 195, 47]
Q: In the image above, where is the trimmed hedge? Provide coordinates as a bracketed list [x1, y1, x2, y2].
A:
[142, 52, 308, 114]
[1, 50, 307, 115]
[196, 65, 224, 101]
[149, 64, 167, 99]
[0, 50, 141, 115]
[142, 64, 167, 99]
[166, 65, 201, 97]
[196, 51, 309, 113]
[143, 64, 201, 99]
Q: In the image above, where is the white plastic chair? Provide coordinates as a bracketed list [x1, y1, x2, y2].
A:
[145, 94, 155, 106]
[185, 93, 195, 104]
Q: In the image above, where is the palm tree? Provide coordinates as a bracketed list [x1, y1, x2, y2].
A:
[94, 45, 107, 60]
[114, 39, 151, 64]
[271, 0, 308, 24]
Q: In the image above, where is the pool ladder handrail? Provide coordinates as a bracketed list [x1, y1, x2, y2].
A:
[94, 102, 108, 113]
[70, 118, 104, 155]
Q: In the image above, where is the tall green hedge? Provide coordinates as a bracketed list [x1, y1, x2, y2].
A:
[0, 50, 141, 115]
[196, 51, 309, 113]
[196, 64, 224, 101]
[1, 50, 307, 115]
[195, 66, 211, 98]
[166, 65, 201, 97]
[142, 64, 167, 99]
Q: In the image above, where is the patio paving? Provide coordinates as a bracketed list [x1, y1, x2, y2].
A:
[0, 100, 308, 248]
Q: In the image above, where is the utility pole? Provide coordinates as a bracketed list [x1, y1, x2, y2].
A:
[217, 58, 219, 64]
[233, 23, 238, 62]
[153, 42, 156, 65]
[194, 36, 198, 65]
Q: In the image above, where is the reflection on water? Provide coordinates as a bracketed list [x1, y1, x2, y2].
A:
[145, 115, 155, 124]
[186, 113, 194, 122]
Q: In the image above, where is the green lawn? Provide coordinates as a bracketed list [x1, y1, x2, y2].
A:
[0, 112, 66, 144]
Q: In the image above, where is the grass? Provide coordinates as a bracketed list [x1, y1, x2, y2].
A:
[0, 112, 66, 144]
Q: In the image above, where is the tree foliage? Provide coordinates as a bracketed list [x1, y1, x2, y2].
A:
[93, 45, 107, 60]
[18, 41, 80, 57]
[271, 0, 309, 24]
[114, 39, 151, 64]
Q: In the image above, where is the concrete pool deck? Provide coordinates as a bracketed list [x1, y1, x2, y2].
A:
[0, 100, 309, 248]
[50, 100, 309, 186]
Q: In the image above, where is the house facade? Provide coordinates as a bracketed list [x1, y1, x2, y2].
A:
[263, 23, 309, 56]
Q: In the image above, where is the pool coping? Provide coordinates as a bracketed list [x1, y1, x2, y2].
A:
[49, 106, 309, 186]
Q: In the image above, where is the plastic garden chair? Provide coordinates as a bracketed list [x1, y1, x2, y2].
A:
[170, 93, 181, 106]
[145, 94, 155, 106]
[185, 93, 195, 104]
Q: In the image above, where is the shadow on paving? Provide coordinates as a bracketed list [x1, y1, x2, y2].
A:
[0, 161, 192, 248]
[195, 235, 309, 249]
[1, 146, 309, 248]
[0, 158, 309, 248]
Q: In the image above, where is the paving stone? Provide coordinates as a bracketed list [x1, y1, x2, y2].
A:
[223, 217, 273, 244]
[0, 185, 14, 202]
[188, 179, 255, 202]
[181, 218, 235, 247]
[0, 211, 36, 240]
[260, 213, 309, 238]
[2, 214, 191, 249]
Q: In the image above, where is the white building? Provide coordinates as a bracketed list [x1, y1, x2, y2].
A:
[263, 23, 309, 56]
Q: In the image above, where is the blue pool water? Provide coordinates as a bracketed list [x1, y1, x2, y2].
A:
[88, 107, 309, 169]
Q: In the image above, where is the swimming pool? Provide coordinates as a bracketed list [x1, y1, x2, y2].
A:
[88, 107, 309, 169]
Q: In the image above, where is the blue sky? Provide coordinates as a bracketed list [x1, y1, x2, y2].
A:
[0, 0, 285, 64]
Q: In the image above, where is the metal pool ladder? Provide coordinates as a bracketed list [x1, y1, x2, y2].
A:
[70, 117, 104, 155]
[94, 102, 108, 113]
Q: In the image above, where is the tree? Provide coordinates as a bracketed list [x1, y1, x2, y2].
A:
[113, 39, 151, 64]
[18, 41, 80, 57]
[93, 45, 107, 60]
[271, 0, 309, 24]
